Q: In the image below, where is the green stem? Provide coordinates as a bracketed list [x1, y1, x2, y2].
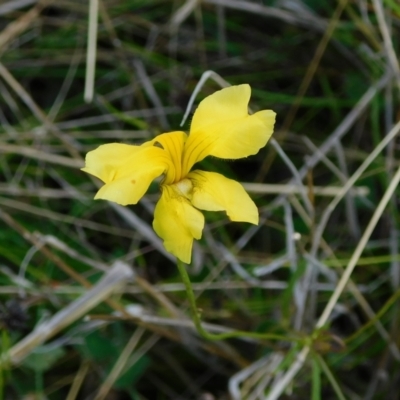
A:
[176, 259, 297, 342]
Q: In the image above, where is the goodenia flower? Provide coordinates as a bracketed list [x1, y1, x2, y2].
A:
[82, 84, 276, 263]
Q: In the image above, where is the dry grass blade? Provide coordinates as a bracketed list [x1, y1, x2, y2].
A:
[266, 153, 400, 400]
[0, 0, 50, 52]
[1, 261, 134, 366]
[93, 327, 146, 400]
[0, 144, 82, 168]
[84, 0, 98, 103]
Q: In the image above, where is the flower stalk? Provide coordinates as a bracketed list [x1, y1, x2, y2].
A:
[176, 259, 295, 342]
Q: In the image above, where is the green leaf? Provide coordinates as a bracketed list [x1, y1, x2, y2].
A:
[114, 355, 150, 389]
[83, 331, 118, 362]
[22, 346, 65, 373]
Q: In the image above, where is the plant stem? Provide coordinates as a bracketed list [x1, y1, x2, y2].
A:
[176, 259, 296, 342]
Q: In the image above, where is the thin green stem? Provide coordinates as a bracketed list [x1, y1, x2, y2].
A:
[176, 259, 297, 342]
[314, 353, 346, 400]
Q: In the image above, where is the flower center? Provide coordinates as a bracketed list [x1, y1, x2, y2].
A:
[173, 178, 193, 200]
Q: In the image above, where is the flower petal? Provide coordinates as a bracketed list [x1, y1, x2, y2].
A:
[182, 85, 275, 174]
[82, 143, 142, 183]
[148, 131, 187, 184]
[188, 170, 258, 224]
[153, 185, 204, 263]
[192, 84, 251, 129]
[82, 143, 173, 206]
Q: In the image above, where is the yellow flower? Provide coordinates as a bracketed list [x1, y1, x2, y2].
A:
[82, 84, 276, 263]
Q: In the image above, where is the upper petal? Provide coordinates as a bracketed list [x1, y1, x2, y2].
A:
[188, 170, 258, 224]
[182, 85, 276, 173]
[191, 84, 251, 129]
[148, 131, 187, 184]
[82, 143, 173, 206]
[153, 185, 204, 263]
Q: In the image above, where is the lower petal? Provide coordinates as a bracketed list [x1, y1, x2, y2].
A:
[94, 169, 161, 206]
[188, 170, 258, 224]
[153, 186, 204, 263]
